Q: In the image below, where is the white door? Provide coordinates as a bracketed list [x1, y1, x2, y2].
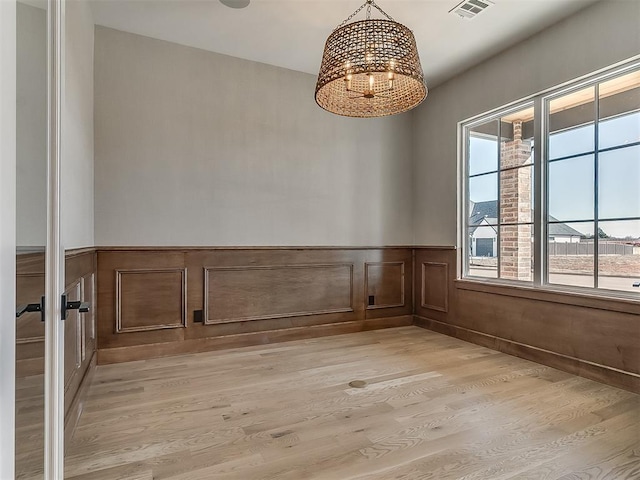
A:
[9, 0, 67, 478]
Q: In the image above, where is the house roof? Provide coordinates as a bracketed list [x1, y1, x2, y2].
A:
[471, 217, 498, 234]
[548, 217, 584, 237]
[469, 201, 497, 227]
[469, 201, 584, 237]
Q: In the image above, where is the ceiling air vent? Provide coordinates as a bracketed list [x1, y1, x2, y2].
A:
[450, 0, 494, 19]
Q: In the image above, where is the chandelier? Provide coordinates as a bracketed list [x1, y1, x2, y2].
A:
[315, 0, 427, 118]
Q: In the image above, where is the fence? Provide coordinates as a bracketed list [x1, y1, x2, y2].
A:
[548, 241, 635, 256]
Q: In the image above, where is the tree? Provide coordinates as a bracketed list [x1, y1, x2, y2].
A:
[597, 227, 609, 239]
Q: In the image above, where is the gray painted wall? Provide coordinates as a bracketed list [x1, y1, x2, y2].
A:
[412, 0, 640, 246]
[94, 27, 414, 247]
[16, 3, 46, 247]
[63, 0, 94, 249]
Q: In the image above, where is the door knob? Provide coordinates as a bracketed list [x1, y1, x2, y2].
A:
[16, 295, 91, 321]
[61, 294, 90, 320]
[16, 296, 45, 322]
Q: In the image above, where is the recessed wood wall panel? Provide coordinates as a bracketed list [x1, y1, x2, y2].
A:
[98, 250, 186, 349]
[454, 286, 640, 377]
[365, 262, 404, 309]
[414, 248, 457, 323]
[64, 281, 82, 392]
[83, 272, 96, 355]
[98, 248, 412, 362]
[421, 262, 448, 312]
[412, 247, 639, 392]
[204, 264, 353, 324]
[116, 268, 187, 333]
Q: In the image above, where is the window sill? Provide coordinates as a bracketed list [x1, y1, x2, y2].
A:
[455, 278, 640, 315]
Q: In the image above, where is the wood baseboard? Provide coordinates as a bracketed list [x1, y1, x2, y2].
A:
[413, 315, 640, 393]
[98, 315, 413, 364]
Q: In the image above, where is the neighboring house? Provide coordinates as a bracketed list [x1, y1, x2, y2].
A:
[547, 222, 584, 243]
[469, 200, 583, 257]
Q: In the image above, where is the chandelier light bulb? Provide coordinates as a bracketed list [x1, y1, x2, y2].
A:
[345, 73, 353, 91]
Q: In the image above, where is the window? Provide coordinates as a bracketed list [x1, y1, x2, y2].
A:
[466, 105, 535, 281]
[462, 61, 640, 296]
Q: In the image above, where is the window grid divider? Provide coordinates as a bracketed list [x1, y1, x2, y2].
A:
[496, 119, 501, 278]
[547, 140, 640, 164]
[535, 95, 545, 287]
[469, 161, 536, 179]
[594, 83, 600, 289]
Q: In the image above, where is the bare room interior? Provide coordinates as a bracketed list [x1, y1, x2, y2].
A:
[1, 0, 639, 478]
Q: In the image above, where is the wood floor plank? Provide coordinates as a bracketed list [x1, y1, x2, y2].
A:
[54, 327, 639, 480]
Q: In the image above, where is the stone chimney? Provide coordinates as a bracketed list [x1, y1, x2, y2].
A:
[500, 121, 532, 280]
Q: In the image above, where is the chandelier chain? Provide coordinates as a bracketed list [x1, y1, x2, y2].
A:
[335, 0, 395, 30]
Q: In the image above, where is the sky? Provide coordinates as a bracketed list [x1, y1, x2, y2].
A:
[468, 111, 640, 239]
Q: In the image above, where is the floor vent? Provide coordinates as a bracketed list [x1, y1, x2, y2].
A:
[449, 0, 494, 19]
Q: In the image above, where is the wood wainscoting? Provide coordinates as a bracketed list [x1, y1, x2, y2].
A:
[62, 249, 98, 436]
[92, 246, 639, 393]
[97, 248, 413, 364]
[15, 247, 97, 471]
[413, 247, 640, 393]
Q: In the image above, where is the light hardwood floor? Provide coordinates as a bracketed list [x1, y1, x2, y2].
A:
[15, 371, 44, 480]
[63, 327, 639, 479]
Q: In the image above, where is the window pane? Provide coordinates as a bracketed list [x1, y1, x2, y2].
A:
[548, 125, 595, 160]
[500, 165, 533, 225]
[548, 221, 594, 288]
[548, 155, 594, 222]
[599, 112, 640, 149]
[467, 227, 497, 278]
[468, 173, 498, 225]
[599, 70, 640, 149]
[468, 120, 498, 176]
[597, 220, 640, 293]
[548, 86, 595, 159]
[500, 224, 533, 282]
[598, 145, 640, 220]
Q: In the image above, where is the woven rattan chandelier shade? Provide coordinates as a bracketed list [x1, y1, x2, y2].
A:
[315, 0, 427, 118]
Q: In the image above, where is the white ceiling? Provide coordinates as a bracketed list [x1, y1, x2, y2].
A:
[89, 0, 601, 87]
